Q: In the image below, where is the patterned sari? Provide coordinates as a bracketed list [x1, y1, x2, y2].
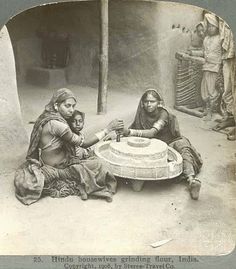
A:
[14, 88, 117, 205]
[130, 90, 203, 179]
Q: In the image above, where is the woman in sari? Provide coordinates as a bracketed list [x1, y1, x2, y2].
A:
[14, 88, 123, 205]
[122, 88, 203, 200]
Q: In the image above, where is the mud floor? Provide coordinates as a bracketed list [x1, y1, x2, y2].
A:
[0, 84, 235, 255]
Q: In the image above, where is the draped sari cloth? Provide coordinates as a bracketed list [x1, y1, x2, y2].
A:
[203, 13, 236, 117]
[27, 87, 76, 160]
[14, 88, 117, 205]
[130, 98, 181, 142]
[130, 90, 203, 179]
[219, 18, 236, 118]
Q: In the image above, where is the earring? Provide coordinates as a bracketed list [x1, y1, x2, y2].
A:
[158, 101, 163, 107]
[54, 104, 58, 111]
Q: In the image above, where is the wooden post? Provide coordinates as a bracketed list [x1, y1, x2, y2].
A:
[97, 0, 109, 114]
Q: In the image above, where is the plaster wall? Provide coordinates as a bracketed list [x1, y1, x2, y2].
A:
[7, 0, 203, 106]
[0, 26, 28, 171]
[154, 2, 203, 105]
[109, 1, 203, 105]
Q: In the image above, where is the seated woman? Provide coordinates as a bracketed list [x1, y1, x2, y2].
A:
[122, 88, 203, 200]
[14, 88, 123, 205]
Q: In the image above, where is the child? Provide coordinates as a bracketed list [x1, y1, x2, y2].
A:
[68, 110, 122, 202]
[68, 110, 93, 160]
[201, 13, 222, 120]
[190, 21, 206, 49]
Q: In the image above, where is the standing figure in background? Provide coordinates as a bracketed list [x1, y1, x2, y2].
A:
[201, 13, 222, 121]
[175, 21, 206, 112]
[188, 21, 206, 109]
[212, 16, 236, 135]
[190, 21, 206, 49]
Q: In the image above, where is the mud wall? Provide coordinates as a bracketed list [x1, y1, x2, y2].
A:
[109, 1, 203, 105]
[7, 0, 203, 106]
[0, 26, 28, 171]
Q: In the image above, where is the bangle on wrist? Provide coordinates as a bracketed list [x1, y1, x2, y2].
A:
[129, 129, 143, 137]
[129, 129, 135, 136]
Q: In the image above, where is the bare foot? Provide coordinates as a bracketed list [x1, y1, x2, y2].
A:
[203, 113, 212, 121]
[90, 190, 113, 202]
[227, 127, 236, 141]
[106, 196, 113, 202]
[212, 118, 235, 131]
[80, 193, 88, 200]
[189, 178, 201, 200]
[78, 186, 88, 200]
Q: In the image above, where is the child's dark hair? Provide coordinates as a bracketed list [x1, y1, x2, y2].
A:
[68, 110, 85, 123]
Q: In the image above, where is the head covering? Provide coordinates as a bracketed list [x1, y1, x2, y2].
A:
[141, 88, 163, 103]
[196, 21, 206, 30]
[129, 88, 181, 140]
[27, 88, 76, 160]
[45, 88, 77, 112]
[205, 13, 219, 28]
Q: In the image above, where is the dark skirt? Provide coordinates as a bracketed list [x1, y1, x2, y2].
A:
[14, 156, 117, 205]
[42, 156, 117, 200]
[169, 136, 203, 179]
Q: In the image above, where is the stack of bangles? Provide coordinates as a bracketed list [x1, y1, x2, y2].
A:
[128, 119, 164, 137]
[95, 128, 109, 140]
[129, 129, 143, 137]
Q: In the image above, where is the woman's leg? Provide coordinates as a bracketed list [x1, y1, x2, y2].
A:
[67, 158, 117, 202]
[182, 160, 201, 200]
[169, 138, 202, 200]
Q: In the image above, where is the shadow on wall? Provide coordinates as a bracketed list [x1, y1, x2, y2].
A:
[7, 0, 203, 106]
[6, 1, 100, 88]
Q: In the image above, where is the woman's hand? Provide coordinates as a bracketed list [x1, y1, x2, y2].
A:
[103, 132, 115, 141]
[117, 126, 130, 137]
[121, 127, 130, 137]
[106, 119, 124, 133]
